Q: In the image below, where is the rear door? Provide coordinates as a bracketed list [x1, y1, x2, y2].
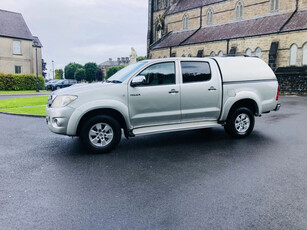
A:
[180, 60, 221, 121]
[128, 61, 181, 128]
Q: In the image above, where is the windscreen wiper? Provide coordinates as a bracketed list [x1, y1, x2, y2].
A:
[106, 80, 122, 84]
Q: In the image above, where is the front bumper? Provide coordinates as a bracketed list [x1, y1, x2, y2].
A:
[274, 103, 281, 111]
[46, 106, 75, 135]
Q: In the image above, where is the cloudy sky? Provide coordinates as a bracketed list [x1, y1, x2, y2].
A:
[0, 0, 148, 78]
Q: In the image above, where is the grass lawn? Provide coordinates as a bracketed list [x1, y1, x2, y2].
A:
[0, 106, 46, 116]
[0, 90, 49, 94]
[0, 96, 48, 116]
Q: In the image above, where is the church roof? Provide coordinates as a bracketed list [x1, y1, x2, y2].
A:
[151, 10, 307, 49]
[152, 29, 198, 49]
[168, 0, 224, 15]
[281, 8, 307, 32]
[0, 9, 33, 40]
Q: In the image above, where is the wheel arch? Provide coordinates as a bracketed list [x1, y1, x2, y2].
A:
[226, 99, 259, 121]
[76, 108, 127, 136]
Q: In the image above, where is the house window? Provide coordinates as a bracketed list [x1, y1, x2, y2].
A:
[246, 48, 252, 56]
[15, 66, 22, 74]
[207, 8, 214, 25]
[255, 47, 262, 58]
[302, 43, 307, 65]
[270, 0, 280, 12]
[183, 14, 189, 30]
[290, 44, 298, 66]
[235, 1, 244, 19]
[13, 41, 21, 55]
[218, 51, 224, 56]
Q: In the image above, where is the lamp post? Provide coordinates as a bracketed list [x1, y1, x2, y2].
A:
[52, 60, 55, 79]
[33, 41, 39, 92]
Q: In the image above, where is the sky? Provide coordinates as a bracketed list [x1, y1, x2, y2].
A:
[0, 0, 148, 78]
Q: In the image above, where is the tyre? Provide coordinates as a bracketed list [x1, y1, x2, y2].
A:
[224, 107, 255, 138]
[80, 115, 121, 153]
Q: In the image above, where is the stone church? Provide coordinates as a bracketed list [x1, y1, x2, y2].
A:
[147, 0, 307, 71]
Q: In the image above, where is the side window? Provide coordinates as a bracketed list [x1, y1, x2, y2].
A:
[138, 62, 175, 86]
[181, 62, 211, 83]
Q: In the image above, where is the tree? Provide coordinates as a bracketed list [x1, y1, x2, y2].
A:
[96, 68, 104, 81]
[137, 56, 147, 62]
[74, 68, 86, 82]
[64, 63, 83, 80]
[84, 62, 99, 83]
[55, 69, 64, 79]
[106, 65, 126, 79]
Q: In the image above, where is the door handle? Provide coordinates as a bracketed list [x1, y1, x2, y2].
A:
[208, 86, 217, 91]
[169, 89, 179, 94]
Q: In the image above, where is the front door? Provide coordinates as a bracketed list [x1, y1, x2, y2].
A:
[128, 61, 181, 128]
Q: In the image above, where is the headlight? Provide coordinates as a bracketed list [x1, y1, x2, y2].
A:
[51, 95, 78, 108]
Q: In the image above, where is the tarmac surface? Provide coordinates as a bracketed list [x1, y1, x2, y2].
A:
[0, 96, 306, 230]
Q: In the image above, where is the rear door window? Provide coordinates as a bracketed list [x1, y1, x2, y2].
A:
[181, 62, 211, 83]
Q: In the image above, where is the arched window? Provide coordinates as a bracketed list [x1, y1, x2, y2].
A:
[255, 47, 262, 58]
[210, 51, 216, 57]
[183, 14, 189, 30]
[246, 48, 252, 56]
[290, 44, 298, 66]
[235, 1, 244, 19]
[302, 43, 307, 65]
[182, 54, 186, 57]
[218, 51, 224, 56]
[165, 0, 170, 8]
[207, 8, 214, 25]
[159, 0, 163, 10]
[188, 54, 192, 57]
[270, 0, 280, 12]
[154, 0, 158, 11]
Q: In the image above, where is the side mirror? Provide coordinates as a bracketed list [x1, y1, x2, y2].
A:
[131, 75, 146, 87]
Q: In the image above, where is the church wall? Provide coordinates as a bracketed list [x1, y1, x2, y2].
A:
[298, 0, 307, 8]
[150, 30, 307, 67]
[166, 8, 201, 32]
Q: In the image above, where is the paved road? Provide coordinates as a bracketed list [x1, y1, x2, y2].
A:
[0, 96, 306, 230]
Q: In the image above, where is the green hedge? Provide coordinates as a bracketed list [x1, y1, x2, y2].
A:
[0, 73, 45, 91]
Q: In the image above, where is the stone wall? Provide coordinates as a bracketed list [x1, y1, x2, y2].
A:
[276, 66, 307, 94]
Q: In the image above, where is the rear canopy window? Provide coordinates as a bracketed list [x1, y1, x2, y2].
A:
[181, 62, 211, 83]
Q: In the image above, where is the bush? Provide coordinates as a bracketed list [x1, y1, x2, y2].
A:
[0, 73, 45, 91]
[106, 65, 127, 79]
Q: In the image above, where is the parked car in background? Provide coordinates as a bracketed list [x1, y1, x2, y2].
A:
[45, 80, 61, 91]
[50, 79, 77, 91]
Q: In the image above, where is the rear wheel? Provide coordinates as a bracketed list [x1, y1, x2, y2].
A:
[224, 107, 255, 138]
[80, 115, 121, 153]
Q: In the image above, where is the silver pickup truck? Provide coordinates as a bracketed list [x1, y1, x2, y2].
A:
[46, 57, 280, 153]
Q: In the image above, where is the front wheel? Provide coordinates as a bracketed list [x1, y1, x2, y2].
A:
[80, 115, 121, 153]
[224, 107, 255, 138]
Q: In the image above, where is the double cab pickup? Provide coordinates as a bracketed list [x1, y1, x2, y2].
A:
[46, 57, 280, 153]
